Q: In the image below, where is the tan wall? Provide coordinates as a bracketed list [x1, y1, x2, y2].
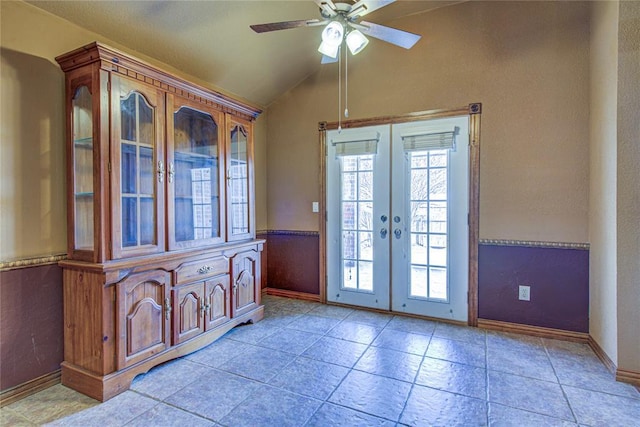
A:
[0, 1, 267, 261]
[616, 0, 640, 374]
[266, 1, 590, 243]
[588, 0, 619, 366]
[254, 112, 268, 232]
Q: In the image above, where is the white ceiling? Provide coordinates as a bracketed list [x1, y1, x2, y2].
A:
[27, 0, 460, 107]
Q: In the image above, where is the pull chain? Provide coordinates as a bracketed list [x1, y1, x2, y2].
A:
[338, 46, 342, 132]
[344, 43, 349, 119]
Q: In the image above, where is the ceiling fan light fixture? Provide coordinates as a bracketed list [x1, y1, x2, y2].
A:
[346, 30, 369, 55]
[319, 20, 344, 59]
[318, 40, 340, 58]
[321, 21, 344, 46]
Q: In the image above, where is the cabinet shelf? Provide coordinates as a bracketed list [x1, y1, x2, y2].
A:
[74, 192, 94, 198]
[175, 150, 215, 161]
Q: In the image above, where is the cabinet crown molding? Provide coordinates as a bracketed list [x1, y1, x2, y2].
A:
[56, 41, 262, 121]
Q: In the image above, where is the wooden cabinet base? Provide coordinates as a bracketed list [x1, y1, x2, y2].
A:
[61, 306, 263, 401]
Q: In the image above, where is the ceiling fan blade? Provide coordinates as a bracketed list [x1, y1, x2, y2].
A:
[250, 19, 326, 33]
[347, 0, 395, 19]
[357, 21, 421, 49]
[313, 0, 338, 18]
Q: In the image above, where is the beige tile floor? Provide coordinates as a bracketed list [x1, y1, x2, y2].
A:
[2, 295, 639, 426]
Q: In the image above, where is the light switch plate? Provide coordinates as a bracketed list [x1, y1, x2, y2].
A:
[312, 202, 319, 213]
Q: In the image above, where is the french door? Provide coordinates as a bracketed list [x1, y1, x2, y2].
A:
[326, 116, 470, 322]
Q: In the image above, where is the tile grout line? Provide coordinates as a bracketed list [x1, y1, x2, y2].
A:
[543, 340, 579, 425]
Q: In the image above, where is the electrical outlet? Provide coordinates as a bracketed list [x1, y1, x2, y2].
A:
[519, 285, 531, 301]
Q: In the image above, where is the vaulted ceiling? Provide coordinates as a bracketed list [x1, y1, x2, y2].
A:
[27, 0, 461, 107]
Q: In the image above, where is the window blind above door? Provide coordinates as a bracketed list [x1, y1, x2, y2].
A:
[332, 131, 380, 156]
[401, 127, 458, 152]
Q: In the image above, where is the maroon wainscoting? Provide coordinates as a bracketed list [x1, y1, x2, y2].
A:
[266, 231, 319, 295]
[0, 264, 64, 391]
[478, 243, 589, 332]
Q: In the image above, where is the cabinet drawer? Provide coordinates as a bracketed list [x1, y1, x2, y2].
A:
[175, 257, 228, 285]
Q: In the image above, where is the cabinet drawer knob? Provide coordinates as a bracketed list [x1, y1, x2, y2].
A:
[197, 265, 214, 274]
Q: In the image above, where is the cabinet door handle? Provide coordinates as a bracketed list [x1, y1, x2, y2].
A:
[168, 162, 175, 183]
[164, 297, 172, 320]
[199, 297, 206, 317]
[204, 297, 211, 312]
[157, 161, 165, 183]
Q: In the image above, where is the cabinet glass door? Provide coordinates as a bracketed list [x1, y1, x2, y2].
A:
[227, 117, 253, 241]
[71, 85, 94, 253]
[168, 102, 225, 249]
[112, 76, 164, 258]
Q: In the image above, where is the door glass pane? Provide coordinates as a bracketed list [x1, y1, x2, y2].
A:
[359, 232, 373, 261]
[410, 233, 427, 265]
[119, 92, 156, 249]
[409, 150, 449, 302]
[173, 107, 220, 242]
[140, 197, 154, 245]
[122, 197, 137, 247]
[410, 266, 428, 298]
[343, 260, 357, 289]
[340, 154, 374, 293]
[121, 95, 136, 142]
[139, 146, 154, 195]
[72, 85, 94, 251]
[121, 143, 137, 194]
[429, 234, 447, 267]
[230, 125, 249, 235]
[342, 202, 356, 229]
[342, 172, 356, 200]
[139, 100, 153, 144]
[358, 261, 373, 291]
[429, 267, 447, 299]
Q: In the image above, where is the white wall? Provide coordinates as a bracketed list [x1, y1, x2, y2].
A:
[616, 0, 640, 374]
[589, 0, 619, 366]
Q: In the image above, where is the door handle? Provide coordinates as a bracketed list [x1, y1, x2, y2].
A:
[394, 228, 402, 239]
[380, 228, 388, 239]
[380, 215, 388, 223]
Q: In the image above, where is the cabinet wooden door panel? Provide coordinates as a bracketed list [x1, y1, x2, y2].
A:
[111, 75, 165, 260]
[226, 115, 255, 242]
[231, 250, 260, 318]
[117, 270, 171, 369]
[173, 282, 205, 345]
[167, 95, 227, 250]
[205, 275, 231, 330]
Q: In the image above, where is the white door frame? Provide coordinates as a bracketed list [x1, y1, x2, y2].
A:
[319, 104, 482, 326]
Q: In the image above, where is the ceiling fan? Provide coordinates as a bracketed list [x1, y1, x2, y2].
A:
[250, 0, 421, 63]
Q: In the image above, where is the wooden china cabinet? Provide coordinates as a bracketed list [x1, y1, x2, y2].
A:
[56, 42, 263, 401]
